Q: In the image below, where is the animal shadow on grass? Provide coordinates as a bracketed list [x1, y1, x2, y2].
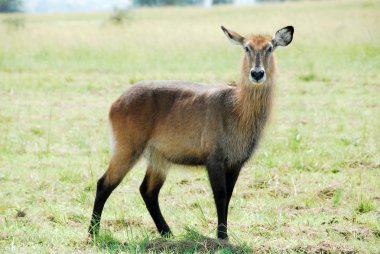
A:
[93, 227, 252, 253]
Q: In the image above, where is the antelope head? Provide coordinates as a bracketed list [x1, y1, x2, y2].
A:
[221, 25, 294, 85]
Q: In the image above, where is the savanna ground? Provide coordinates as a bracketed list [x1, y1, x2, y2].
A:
[0, 0, 379, 253]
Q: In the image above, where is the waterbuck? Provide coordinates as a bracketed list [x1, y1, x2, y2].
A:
[89, 25, 294, 240]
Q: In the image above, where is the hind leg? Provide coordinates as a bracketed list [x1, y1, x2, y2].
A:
[88, 146, 141, 237]
[140, 159, 171, 236]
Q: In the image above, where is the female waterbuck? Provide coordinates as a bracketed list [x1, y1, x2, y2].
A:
[89, 26, 294, 240]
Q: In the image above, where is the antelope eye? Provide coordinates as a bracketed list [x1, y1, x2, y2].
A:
[267, 46, 273, 53]
[244, 46, 250, 53]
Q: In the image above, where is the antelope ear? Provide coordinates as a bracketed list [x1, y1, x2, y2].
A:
[221, 26, 245, 46]
[272, 26, 294, 47]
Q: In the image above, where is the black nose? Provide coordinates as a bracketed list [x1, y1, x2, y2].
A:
[250, 70, 265, 81]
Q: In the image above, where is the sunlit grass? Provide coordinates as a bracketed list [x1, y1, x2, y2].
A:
[0, 0, 379, 253]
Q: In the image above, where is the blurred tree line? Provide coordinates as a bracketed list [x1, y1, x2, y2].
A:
[0, 0, 236, 12]
[134, 0, 232, 6]
[0, 0, 22, 12]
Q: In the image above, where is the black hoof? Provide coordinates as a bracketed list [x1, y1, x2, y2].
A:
[217, 229, 228, 240]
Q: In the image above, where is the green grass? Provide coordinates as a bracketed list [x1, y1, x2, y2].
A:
[0, 0, 379, 253]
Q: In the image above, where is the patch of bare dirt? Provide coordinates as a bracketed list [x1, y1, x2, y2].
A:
[268, 188, 290, 198]
[327, 224, 373, 241]
[257, 240, 356, 254]
[344, 160, 379, 170]
[15, 208, 27, 218]
[317, 187, 337, 199]
[103, 219, 146, 231]
[146, 236, 249, 253]
[293, 241, 356, 254]
[242, 191, 255, 199]
[287, 204, 307, 210]
[249, 179, 270, 190]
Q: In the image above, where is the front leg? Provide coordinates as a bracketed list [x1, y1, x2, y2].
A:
[206, 156, 228, 239]
[225, 165, 242, 219]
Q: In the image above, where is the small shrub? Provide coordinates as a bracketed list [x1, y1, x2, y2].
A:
[332, 188, 343, 207]
[129, 76, 138, 84]
[304, 196, 316, 208]
[298, 73, 317, 82]
[2, 16, 25, 31]
[108, 7, 132, 26]
[288, 128, 302, 152]
[30, 126, 44, 136]
[356, 198, 375, 214]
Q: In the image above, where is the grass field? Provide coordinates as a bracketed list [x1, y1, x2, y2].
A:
[0, 0, 379, 253]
